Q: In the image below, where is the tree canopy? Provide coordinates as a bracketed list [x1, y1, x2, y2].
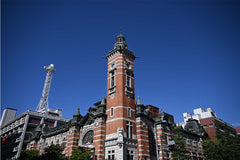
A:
[70, 148, 93, 160]
[171, 126, 190, 160]
[202, 121, 240, 160]
[41, 144, 65, 160]
[18, 149, 40, 160]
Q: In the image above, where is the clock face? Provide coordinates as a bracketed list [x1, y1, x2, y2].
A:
[82, 131, 94, 145]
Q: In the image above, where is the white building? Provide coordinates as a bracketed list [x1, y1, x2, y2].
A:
[0, 108, 69, 160]
[183, 108, 217, 122]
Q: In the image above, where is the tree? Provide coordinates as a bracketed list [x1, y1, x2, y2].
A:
[171, 127, 190, 160]
[17, 149, 40, 160]
[40, 144, 65, 160]
[202, 120, 240, 160]
[70, 148, 93, 160]
[202, 139, 223, 160]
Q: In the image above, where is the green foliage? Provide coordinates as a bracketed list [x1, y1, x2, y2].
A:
[17, 149, 40, 160]
[40, 144, 65, 160]
[70, 148, 93, 160]
[202, 139, 223, 160]
[202, 121, 240, 160]
[172, 126, 190, 160]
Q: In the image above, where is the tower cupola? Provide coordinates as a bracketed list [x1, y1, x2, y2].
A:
[114, 33, 128, 49]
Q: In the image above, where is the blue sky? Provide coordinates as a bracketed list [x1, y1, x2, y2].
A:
[2, 0, 240, 126]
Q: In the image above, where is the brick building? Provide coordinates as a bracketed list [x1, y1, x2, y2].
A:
[26, 33, 205, 160]
[180, 108, 236, 140]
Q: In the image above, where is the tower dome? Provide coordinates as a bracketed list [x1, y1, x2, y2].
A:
[114, 33, 128, 49]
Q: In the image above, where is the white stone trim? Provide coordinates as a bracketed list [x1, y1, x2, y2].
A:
[95, 125, 106, 129]
[138, 139, 149, 142]
[138, 154, 150, 156]
[137, 134, 149, 137]
[94, 135, 105, 138]
[94, 130, 105, 133]
[106, 106, 135, 112]
[137, 130, 148, 133]
[106, 117, 136, 123]
[93, 139, 105, 142]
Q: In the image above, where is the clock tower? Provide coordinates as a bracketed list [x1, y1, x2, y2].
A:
[105, 33, 137, 160]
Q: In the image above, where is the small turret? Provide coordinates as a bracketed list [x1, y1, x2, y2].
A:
[114, 33, 128, 50]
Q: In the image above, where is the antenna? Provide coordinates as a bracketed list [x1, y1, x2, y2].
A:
[36, 64, 55, 113]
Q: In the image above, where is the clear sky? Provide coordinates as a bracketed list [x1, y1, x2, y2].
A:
[2, 0, 240, 126]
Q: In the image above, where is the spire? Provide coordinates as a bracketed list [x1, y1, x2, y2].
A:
[76, 107, 80, 115]
[136, 96, 142, 105]
[100, 96, 106, 105]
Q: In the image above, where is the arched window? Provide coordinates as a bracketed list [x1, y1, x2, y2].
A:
[82, 130, 94, 145]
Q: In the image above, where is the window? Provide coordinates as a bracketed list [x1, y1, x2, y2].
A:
[126, 121, 133, 139]
[82, 131, 94, 145]
[209, 123, 213, 127]
[126, 77, 130, 87]
[128, 107, 131, 117]
[127, 150, 134, 160]
[108, 150, 115, 160]
[111, 63, 115, 69]
[111, 71, 115, 88]
[62, 138, 66, 150]
[126, 71, 131, 87]
[110, 108, 114, 117]
[165, 135, 168, 144]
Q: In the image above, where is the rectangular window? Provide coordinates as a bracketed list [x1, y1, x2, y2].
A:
[126, 76, 130, 87]
[111, 76, 115, 87]
[128, 107, 131, 117]
[110, 108, 114, 117]
[108, 150, 115, 160]
[165, 135, 168, 144]
[126, 71, 131, 87]
[126, 121, 133, 139]
[110, 71, 115, 88]
[130, 122, 133, 139]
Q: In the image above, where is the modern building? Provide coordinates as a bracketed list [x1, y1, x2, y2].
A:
[180, 107, 236, 140]
[0, 109, 69, 160]
[0, 108, 17, 127]
[26, 33, 205, 160]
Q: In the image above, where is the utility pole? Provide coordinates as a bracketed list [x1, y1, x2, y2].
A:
[36, 64, 55, 113]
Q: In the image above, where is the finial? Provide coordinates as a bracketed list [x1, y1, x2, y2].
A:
[76, 107, 80, 115]
[101, 96, 106, 105]
[120, 28, 122, 34]
[136, 96, 141, 105]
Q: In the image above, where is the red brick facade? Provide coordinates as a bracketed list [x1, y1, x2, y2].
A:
[26, 33, 205, 160]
